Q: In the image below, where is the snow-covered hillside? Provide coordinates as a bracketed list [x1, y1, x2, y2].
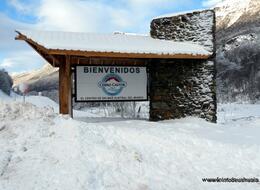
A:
[12, 63, 59, 102]
[215, 0, 260, 102]
[1, 93, 260, 190]
[12, 63, 58, 86]
[215, 0, 260, 29]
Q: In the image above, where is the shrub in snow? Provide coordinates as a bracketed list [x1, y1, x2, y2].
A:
[0, 69, 13, 96]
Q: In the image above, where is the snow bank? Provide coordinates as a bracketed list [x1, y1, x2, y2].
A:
[218, 103, 260, 124]
[0, 101, 55, 120]
[1, 101, 260, 190]
[10, 95, 99, 118]
[0, 90, 11, 102]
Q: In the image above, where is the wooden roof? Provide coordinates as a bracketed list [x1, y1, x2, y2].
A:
[15, 30, 211, 66]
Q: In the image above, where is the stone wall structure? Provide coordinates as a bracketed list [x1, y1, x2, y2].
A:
[149, 10, 217, 122]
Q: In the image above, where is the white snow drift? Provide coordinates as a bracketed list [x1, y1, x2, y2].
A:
[1, 93, 260, 190]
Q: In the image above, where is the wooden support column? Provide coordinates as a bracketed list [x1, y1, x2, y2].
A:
[59, 55, 72, 116]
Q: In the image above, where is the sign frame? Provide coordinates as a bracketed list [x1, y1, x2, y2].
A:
[74, 65, 149, 102]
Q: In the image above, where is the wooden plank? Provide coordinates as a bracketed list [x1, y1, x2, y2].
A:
[59, 55, 72, 116]
[48, 49, 210, 59]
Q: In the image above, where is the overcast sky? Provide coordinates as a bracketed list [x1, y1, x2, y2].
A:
[0, 0, 220, 74]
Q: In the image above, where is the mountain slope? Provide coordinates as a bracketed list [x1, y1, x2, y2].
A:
[215, 0, 260, 102]
[13, 63, 58, 87]
[215, 0, 260, 29]
[12, 64, 59, 102]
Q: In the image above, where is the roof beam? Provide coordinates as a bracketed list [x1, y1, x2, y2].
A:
[48, 49, 210, 59]
[15, 32, 60, 66]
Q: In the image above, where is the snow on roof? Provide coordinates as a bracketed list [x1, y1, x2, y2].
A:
[153, 9, 213, 20]
[16, 30, 210, 57]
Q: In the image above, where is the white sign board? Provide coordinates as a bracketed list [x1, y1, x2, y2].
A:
[75, 66, 148, 101]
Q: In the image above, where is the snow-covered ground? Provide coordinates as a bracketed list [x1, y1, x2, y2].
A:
[1, 92, 260, 190]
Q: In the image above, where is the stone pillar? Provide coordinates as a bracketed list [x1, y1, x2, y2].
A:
[149, 10, 217, 122]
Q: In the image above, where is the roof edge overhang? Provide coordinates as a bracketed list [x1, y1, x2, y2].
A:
[15, 30, 211, 66]
[47, 49, 210, 59]
[15, 31, 60, 66]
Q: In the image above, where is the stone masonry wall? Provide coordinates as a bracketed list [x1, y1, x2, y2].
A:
[151, 10, 215, 52]
[149, 10, 217, 122]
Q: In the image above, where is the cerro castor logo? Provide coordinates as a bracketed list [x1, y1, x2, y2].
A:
[98, 74, 127, 96]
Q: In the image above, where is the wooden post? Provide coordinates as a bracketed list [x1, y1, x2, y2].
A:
[59, 55, 72, 116]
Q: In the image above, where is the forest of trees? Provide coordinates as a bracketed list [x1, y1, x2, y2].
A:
[215, 0, 260, 103]
[216, 35, 260, 102]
